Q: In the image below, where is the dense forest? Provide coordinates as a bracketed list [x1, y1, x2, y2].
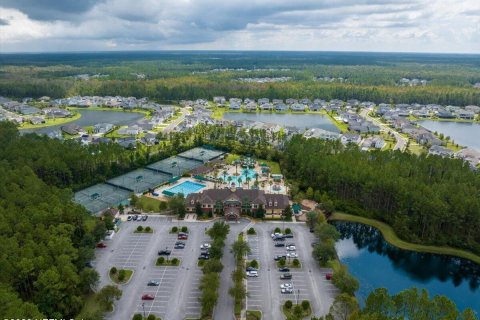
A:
[1, 51, 480, 105]
[282, 136, 480, 255]
[0, 123, 106, 318]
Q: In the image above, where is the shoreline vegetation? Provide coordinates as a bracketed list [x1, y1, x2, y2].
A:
[19, 111, 82, 129]
[330, 212, 480, 265]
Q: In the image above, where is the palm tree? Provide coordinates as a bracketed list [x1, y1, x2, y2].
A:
[231, 238, 251, 260]
[227, 176, 233, 187]
[223, 170, 228, 185]
[254, 172, 259, 184]
[237, 177, 242, 187]
[246, 177, 251, 189]
[269, 180, 273, 193]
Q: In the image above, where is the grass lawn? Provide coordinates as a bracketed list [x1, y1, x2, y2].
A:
[282, 303, 311, 319]
[19, 112, 81, 129]
[136, 195, 165, 212]
[246, 310, 262, 320]
[110, 269, 133, 284]
[446, 141, 464, 152]
[407, 143, 425, 155]
[325, 112, 349, 133]
[156, 258, 181, 266]
[330, 212, 480, 265]
[257, 158, 281, 174]
[225, 153, 241, 164]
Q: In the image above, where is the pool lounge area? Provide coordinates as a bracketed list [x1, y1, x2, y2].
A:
[220, 168, 258, 187]
[163, 180, 207, 197]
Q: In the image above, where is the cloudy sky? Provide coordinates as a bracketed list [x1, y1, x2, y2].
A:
[1, 0, 479, 53]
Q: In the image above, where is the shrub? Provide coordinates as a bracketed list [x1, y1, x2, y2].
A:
[132, 314, 143, 320]
[274, 227, 281, 233]
[247, 227, 256, 235]
[279, 258, 286, 267]
[292, 258, 300, 267]
[110, 267, 117, 275]
[137, 225, 144, 232]
[301, 300, 310, 310]
[118, 269, 126, 281]
[159, 201, 168, 210]
[249, 259, 259, 269]
[157, 257, 165, 265]
[181, 226, 188, 233]
[147, 314, 156, 320]
[284, 300, 293, 309]
[171, 258, 179, 265]
[171, 226, 178, 233]
[293, 304, 303, 316]
[145, 226, 152, 232]
[284, 228, 292, 234]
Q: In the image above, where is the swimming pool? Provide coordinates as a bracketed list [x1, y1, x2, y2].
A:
[221, 169, 258, 187]
[164, 181, 206, 196]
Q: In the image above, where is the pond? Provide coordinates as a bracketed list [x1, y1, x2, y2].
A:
[21, 109, 145, 135]
[222, 112, 340, 132]
[333, 221, 480, 312]
[418, 120, 480, 151]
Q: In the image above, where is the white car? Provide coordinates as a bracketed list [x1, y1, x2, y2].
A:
[280, 283, 292, 289]
[281, 288, 294, 294]
[287, 252, 298, 258]
[271, 232, 283, 239]
[246, 271, 258, 277]
[286, 246, 296, 251]
[200, 243, 211, 250]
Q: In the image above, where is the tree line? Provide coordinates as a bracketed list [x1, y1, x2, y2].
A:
[282, 136, 480, 256]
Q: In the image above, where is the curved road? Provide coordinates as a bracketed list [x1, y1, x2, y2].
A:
[361, 109, 408, 151]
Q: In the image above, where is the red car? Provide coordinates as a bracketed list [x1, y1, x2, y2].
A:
[141, 294, 155, 300]
[96, 242, 107, 248]
[177, 234, 188, 240]
[325, 273, 333, 280]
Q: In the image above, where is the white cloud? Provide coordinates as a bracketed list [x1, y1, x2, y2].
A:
[0, 0, 479, 53]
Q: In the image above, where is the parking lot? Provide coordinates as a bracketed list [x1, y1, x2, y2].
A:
[245, 223, 337, 319]
[95, 217, 336, 320]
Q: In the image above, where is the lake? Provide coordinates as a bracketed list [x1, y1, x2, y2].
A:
[222, 112, 340, 132]
[21, 109, 145, 135]
[334, 221, 480, 312]
[419, 120, 480, 151]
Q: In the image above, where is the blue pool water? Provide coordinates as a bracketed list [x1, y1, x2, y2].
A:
[221, 169, 258, 187]
[165, 181, 206, 196]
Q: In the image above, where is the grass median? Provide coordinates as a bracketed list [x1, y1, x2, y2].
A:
[330, 212, 480, 265]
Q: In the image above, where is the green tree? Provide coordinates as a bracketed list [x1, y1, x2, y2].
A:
[137, 225, 144, 232]
[232, 238, 251, 260]
[132, 314, 143, 320]
[314, 223, 340, 242]
[96, 285, 122, 312]
[249, 259, 259, 269]
[301, 300, 310, 310]
[312, 242, 337, 264]
[332, 265, 359, 296]
[284, 300, 293, 309]
[329, 293, 359, 320]
[202, 259, 224, 274]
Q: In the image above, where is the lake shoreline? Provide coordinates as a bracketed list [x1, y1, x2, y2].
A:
[330, 212, 480, 265]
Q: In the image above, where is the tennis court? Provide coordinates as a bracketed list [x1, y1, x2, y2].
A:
[106, 168, 171, 193]
[177, 147, 225, 162]
[146, 156, 201, 176]
[74, 183, 131, 214]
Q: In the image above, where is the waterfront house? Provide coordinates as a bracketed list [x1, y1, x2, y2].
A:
[93, 123, 114, 134]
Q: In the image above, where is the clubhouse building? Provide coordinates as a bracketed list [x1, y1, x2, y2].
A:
[185, 188, 290, 221]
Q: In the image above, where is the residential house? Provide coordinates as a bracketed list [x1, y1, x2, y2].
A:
[260, 103, 274, 111]
[61, 124, 83, 135]
[93, 123, 114, 134]
[117, 125, 142, 135]
[275, 103, 288, 112]
[429, 145, 454, 158]
[457, 109, 475, 120]
[465, 105, 480, 114]
[213, 96, 226, 106]
[30, 116, 45, 125]
[290, 103, 306, 112]
[304, 128, 340, 140]
[309, 103, 321, 111]
[285, 98, 298, 105]
[258, 98, 270, 105]
[341, 133, 361, 145]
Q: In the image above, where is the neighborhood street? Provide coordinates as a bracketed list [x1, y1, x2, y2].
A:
[361, 109, 408, 151]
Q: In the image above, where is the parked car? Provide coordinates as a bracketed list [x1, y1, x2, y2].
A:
[174, 243, 185, 249]
[127, 215, 132, 221]
[281, 288, 294, 294]
[286, 246, 296, 251]
[198, 253, 210, 260]
[178, 234, 188, 240]
[246, 266, 258, 272]
[141, 294, 155, 300]
[147, 280, 160, 286]
[142, 215, 148, 221]
[246, 271, 258, 277]
[325, 273, 333, 280]
[280, 273, 292, 279]
[273, 237, 285, 242]
[284, 233, 294, 238]
[287, 252, 298, 258]
[274, 254, 287, 261]
[96, 242, 107, 248]
[271, 232, 283, 238]
[158, 249, 171, 256]
[133, 215, 138, 221]
[274, 243, 285, 247]
[280, 283, 292, 289]
[278, 267, 290, 272]
[200, 243, 211, 250]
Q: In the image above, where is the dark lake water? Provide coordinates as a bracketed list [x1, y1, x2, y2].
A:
[222, 112, 340, 132]
[418, 120, 480, 152]
[333, 221, 480, 312]
[21, 109, 145, 135]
